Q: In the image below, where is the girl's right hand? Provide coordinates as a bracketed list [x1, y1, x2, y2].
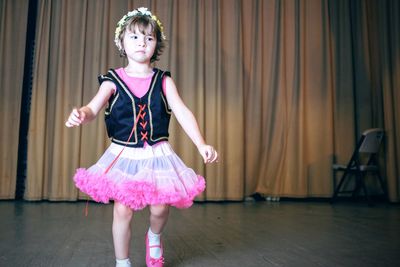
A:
[65, 108, 86, 127]
[197, 144, 219, 164]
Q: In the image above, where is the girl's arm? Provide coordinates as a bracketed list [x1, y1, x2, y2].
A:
[165, 76, 218, 164]
[65, 81, 115, 127]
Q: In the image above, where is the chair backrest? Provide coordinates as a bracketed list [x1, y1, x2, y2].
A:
[358, 128, 384, 154]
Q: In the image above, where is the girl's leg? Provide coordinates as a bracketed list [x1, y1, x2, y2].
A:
[149, 204, 170, 234]
[146, 205, 169, 261]
[113, 201, 133, 261]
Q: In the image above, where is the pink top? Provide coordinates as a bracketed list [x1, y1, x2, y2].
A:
[115, 68, 167, 97]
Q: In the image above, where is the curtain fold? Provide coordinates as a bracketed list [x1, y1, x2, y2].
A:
[245, 0, 334, 197]
[0, 0, 29, 199]
[159, 0, 244, 200]
[376, 0, 400, 202]
[0, 0, 396, 202]
[25, 0, 128, 200]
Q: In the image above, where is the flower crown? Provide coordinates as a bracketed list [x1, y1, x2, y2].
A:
[114, 7, 166, 50]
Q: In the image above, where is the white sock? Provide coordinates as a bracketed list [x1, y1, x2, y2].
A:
[116, 258, 131, 267]
[148, 228, 162, 258]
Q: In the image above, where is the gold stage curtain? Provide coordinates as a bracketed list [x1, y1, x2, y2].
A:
[0, 0, 29, 199]
[8, 0, 398, 202]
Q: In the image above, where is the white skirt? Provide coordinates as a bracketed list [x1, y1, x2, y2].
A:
[73, 142, 205, 210]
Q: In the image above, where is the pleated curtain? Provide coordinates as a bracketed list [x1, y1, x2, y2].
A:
[0, 0, 399, 202]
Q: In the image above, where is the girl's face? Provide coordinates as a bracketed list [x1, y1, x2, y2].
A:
[123, 25, 156, 64]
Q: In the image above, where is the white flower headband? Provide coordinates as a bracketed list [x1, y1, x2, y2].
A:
[114, 7, 166, 51]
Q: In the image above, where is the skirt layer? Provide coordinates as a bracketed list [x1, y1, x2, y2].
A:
[73, 142, 205, 210]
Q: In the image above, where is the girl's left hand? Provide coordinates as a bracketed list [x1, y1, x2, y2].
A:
[198, 144, 219, 164]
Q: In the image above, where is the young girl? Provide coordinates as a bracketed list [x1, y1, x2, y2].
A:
[65, 7, 218, 267]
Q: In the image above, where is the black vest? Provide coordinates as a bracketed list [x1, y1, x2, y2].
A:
[99, 68, 172, 147]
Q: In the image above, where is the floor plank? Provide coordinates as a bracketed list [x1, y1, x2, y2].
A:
[0, 200, 399, 267]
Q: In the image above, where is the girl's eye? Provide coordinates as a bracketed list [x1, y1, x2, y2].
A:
[146, 36, 154, 42]
[128, 34, 139, 40]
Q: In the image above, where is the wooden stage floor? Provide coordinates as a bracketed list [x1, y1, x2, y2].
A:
[0, 200, 399, 267]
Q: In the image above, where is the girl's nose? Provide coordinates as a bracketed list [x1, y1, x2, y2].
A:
[138, 38, 146, 47]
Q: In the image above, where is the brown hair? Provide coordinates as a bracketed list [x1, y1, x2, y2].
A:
[116, 15, 165, 62]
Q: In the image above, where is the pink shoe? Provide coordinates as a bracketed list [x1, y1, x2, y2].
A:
[146, 232, 164, 267]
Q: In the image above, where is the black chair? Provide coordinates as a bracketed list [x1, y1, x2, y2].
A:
[331, 128, 387, 204]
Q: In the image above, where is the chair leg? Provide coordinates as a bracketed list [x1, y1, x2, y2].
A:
[376, 173, 388, 201]
[331, 170, 349, 203]
[333, 170, 337, 190]
[357, 173, 372, 206]
[331, 170, 337, 203]
[352, 174, 364, 199]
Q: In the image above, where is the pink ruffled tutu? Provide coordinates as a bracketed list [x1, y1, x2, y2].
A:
[73, 142, 205, 210]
